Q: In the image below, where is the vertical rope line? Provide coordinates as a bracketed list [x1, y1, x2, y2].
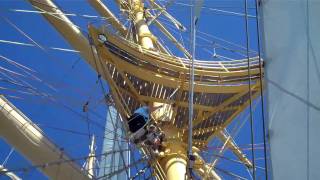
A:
[306, 0, 310, 179]
[187, 0, 195, 176]
[244, 0, 256, 179]
[254, 0, 268, 179]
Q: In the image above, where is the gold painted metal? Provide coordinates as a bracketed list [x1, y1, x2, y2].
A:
[132, 0, 155, 49]
[88, 25, 263, 179]
[217, 131, 252, 168]
[20, 0, 265, 179]
[88, 0, 127, 36]
[0, 96, 90, 180]
[89, 24, 260, 180]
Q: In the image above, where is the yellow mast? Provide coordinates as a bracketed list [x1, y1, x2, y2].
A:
[131, 1, 188, 179]
[13, 0, 263, 179]
[132, 0, 155, 50]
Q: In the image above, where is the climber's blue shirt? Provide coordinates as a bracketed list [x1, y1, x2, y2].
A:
[134, 106, 150, 120]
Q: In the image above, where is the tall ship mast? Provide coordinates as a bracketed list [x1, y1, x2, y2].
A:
[1, 0, 299, 179]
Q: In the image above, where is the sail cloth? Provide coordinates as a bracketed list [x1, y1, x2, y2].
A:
[99, 106, 129, 179]
[261, 0, 320, 179]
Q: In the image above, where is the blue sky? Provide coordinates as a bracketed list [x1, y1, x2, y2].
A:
[0, 1, 267, 179]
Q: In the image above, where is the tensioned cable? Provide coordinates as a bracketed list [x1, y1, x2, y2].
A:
[87, 32, 153, 178]
[171, 1, 256, 18]
[214, 166, 248, 180]
[306, 1, 310, 180]
[197, 30, 258, 54]
[0, 78, 125, 138]
[39, 124, 128, 143]
[1, 56, 130, 141]
[129, 165, 149, 180]
[1, 148, 14, 166]
[0, 152, 146, 177]
[159, 0, 257, 9]
[27, 0, 113, 31]
[8, 8, 112, 21]
[157, 16, 258, 59]
[206, 143, 266, 151]
[0, 81, 112, 130]
[96, 157, 147, 180]
[187, 0, 196, 177]
[253, 0, 268, 179]
[1, 5, 148, 178]
[0, 15, 95, 84]
[203, 96, 261, 178]
[2, 0, 268, 179]
[201, 151, 266, 170]
[88, 34, 132, 115]
[244, 0, 256, 179]
[148, 0, 260, 58]
[0, 74, 108, 129]
[0, 39, 79, 53]
[0, 15, 122, 131]
[157, 19, 247, 59]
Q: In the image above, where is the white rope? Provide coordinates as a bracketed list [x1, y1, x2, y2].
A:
[1, 148, 15, 166]
[9, 9, 111, 20]
[0, 39, 79, 53]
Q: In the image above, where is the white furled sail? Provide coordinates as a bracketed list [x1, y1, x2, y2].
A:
[99, 106, 129, 179]
[261, 0, 320, 179]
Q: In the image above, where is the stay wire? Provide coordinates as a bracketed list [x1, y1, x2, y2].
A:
[187, 0, 196, 178]
[0, 151, 146, 178]
[214, 166, 248, 180]
[0, 82, 122, 138]
[87, 33, 149, 177]
[1, 5, 140, 174]
[244, 0, 256, 179]
[39, 124, 128, 143]
[253, 0, 268, 179]
[4, 82, 127, 140]
[1, 148, 14, 166]
[2, 40, 129, 140]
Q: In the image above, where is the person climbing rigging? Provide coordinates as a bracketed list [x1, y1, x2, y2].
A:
[145, 124, 165, 155]
[128, 106, 149, 133]
[128, 104, 163, 133]
[128, 104, 165, 152]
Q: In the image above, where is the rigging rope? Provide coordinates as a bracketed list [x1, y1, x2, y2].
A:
[39, 124, 128, 142]
[1, 4, 159, 179]
[170, 1, 256, 18]
[1, 25, 112, 131]
[244, 0, 256, 179]
[0, 0, 271, 178]
[1, 148, 14, 167]
[187, 0, 197, 177]
[0, 151, 147, 179]
[0, 64, 126, 139]
[254, 0, 268, 179]
[0, 39, 80, 53]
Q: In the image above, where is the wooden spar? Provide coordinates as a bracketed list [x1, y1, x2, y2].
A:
[0, 165, 22, 180]
[87, 0, 127, 36]
[26, 0, 95, 67]
[0, 96, 90, 180]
